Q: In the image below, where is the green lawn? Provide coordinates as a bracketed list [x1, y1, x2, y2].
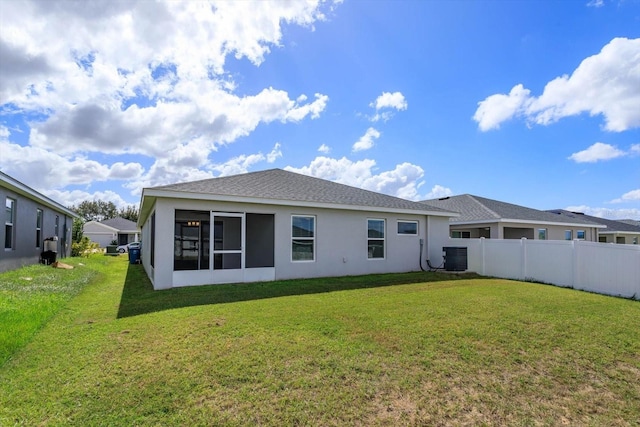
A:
[1, 256, 639, 426]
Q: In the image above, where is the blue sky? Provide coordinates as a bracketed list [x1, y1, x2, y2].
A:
[1, 0, 639, 219]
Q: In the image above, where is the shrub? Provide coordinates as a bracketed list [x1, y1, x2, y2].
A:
[71, 237, 100, 257]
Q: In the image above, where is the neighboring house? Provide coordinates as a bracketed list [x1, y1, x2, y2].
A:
[420, 194, 604, 241]
[0, 171, 78, 273]
[83, 216, 140, 247]
[137, 168, 457, 290]
[547, 210, 640, 245]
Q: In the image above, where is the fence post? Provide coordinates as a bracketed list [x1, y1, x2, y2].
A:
[521, 238, 527, 281]
[480, 237, 485, 275]
[571, 240, 578, 289]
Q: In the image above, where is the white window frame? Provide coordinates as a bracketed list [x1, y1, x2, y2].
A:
[5, 198, 15, 250]
[451, 231, 471, 239]
[36, 208, 43, 248]
[397, 220, 418, 236]
[291, 215, 315, 262]
[367, 218, 385, 260]
[538, 228, 547, 240]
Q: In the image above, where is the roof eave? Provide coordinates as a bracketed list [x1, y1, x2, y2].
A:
[140, 188, 459, 218]
[1, 172, 79, 218]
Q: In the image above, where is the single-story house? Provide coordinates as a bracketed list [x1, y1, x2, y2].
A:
[547, 210, 640, 245]
[420, 194, 604, 241]
[0, 171, 78, 273]
[137, 169, 457, 290]
[83, 216, 140, 247]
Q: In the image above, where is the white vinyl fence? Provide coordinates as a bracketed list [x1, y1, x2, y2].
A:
[453, 238, 640, 300]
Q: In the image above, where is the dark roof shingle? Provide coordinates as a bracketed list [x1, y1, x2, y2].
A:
[148, 168, 453, 215]
[547, 210, 640, 233]
[101, 216, 139, 231]
[421, 194, 601, 226]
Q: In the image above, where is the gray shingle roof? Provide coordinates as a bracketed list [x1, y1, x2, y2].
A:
[547, 210, 640, 233]
[101, 216, 139, 231]
[148, 168, 454, 215]
[421, 194, 601, 226]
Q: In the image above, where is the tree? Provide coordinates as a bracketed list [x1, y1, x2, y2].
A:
[118, 205, 139, 223]
[72, 217, 84, 243]
[70, 200, 118, 222]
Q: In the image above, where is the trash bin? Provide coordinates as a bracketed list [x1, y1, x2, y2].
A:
[42, 237, 58, 265]
[129, 247, 141, 264]
[41, 250, 57, 265]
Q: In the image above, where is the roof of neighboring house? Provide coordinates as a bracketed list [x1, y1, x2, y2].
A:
[99, 217, 139, 232]
[0, 171, 78, 218]
[547, 210, 640, 234]
[420, 194, 605, 228]
[618, 219, 640, 227]
[139, 168, 457, 225]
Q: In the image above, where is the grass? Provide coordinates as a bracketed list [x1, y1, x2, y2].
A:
[1, 256, 639, 425]
[0, 256, 108, 366]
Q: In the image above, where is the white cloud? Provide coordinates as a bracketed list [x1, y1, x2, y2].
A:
[0, 137, 143, 190]
[371, 91, 408, 111]
[586, 0, 604, 7]
[29, 86, 328, 158]
[370, 91, 407, 122]
[474, 38, 640, 132]
[630, 144, 640, 155]
[425, 185, 453, 199]
[266, 142, 282, 163]
[568, 142, 626, 163]
[352, 127, 381, 152]
[473, 84, 531, 131]
[284, 93, 329, 121]
[285, 156, 447, 201]
[318, 144, 331, 153]
[610, 189, 640, 204]
[0, 0, 334, 201]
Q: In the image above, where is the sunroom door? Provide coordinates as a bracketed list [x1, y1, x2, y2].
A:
[211, 213, 244, 283]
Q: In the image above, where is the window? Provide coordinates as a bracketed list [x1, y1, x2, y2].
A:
[5, 198, 15, 250]
[565, 230, 573, 240]
[451, 231, 471, 239]
[633, 237, 638, 245]
[150, 212, 155, 267]
[367, 219, 385, 259]
[616, 236, 625, 244]
[174, 210, 210, 270]
[36, 209, 43, 247]
[397, 220, 418, 235]
[292, 215, 315, 261]
[576, 230, 585, 240]
[538, 228, 547, 240]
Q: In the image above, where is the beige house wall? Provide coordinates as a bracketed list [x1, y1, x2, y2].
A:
[450, 222, 599, 242]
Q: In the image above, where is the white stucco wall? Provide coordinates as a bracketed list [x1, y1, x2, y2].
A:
[141, 197, 450, 289]
[83, 222, 117, 247]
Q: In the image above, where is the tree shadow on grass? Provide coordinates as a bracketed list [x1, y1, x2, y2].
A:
[117, 264, 481, 319]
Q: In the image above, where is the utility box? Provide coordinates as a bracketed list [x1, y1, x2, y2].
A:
[443, 247, 468, 272]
